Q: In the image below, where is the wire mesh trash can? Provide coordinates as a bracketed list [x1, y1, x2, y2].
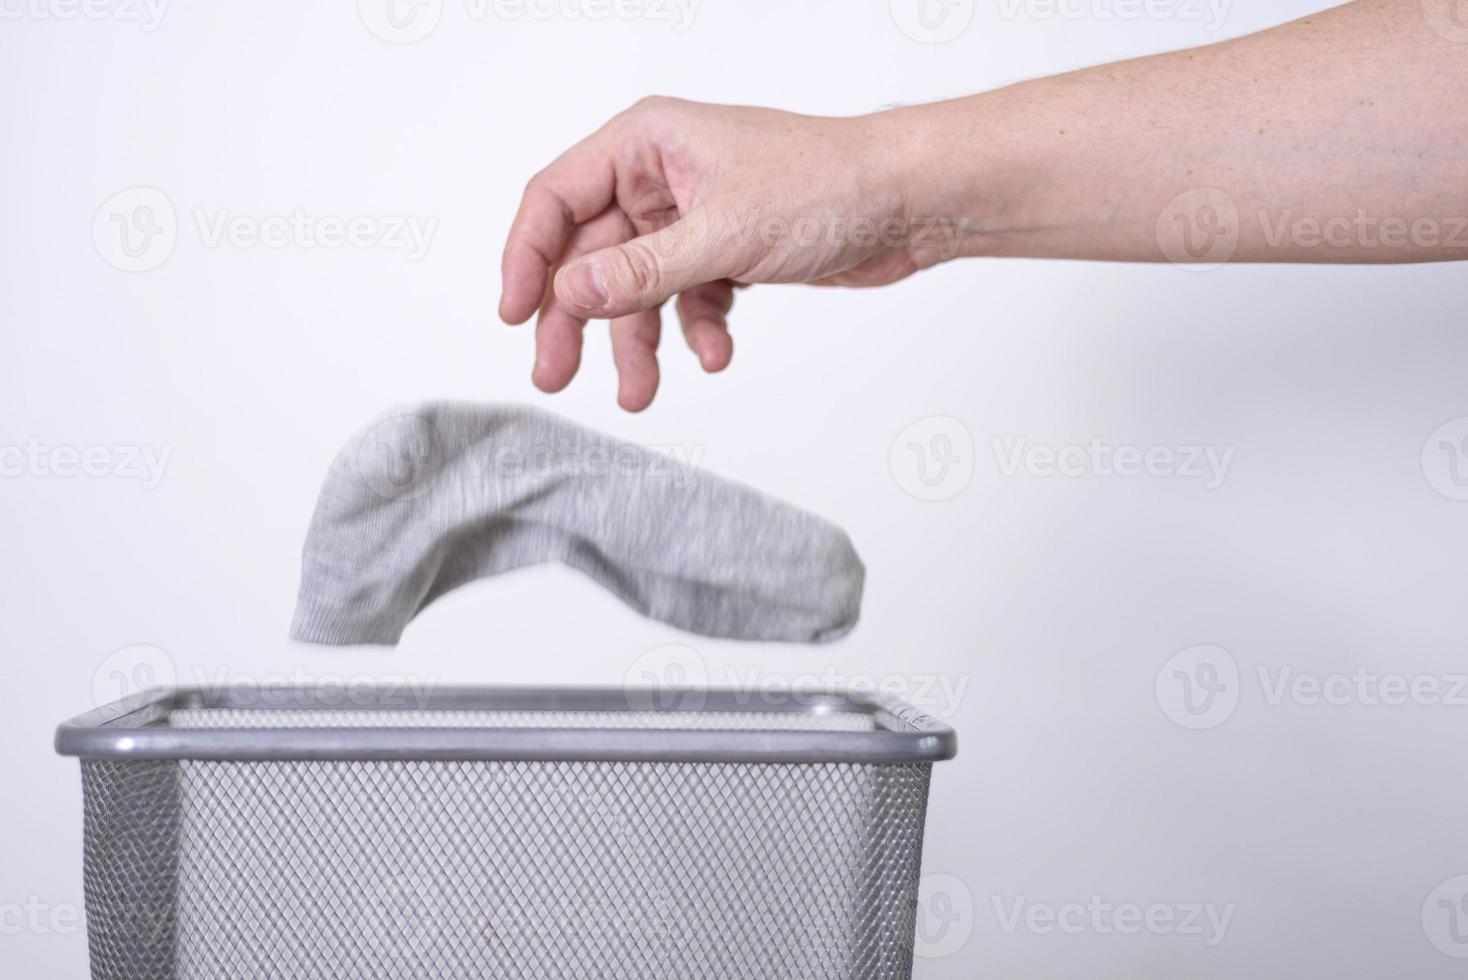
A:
[56, 686, 957, 980]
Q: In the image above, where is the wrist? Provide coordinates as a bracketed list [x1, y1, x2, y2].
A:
[859, 88, 1074, 260]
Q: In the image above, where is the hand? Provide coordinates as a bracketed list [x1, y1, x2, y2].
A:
[498, 98, 959, 411]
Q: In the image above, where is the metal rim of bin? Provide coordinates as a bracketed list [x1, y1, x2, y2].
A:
[56, 686, 958, 765]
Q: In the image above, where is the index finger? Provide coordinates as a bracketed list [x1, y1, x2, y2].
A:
[498, 136, 619, 325]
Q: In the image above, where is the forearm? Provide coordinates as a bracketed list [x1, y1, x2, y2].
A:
[881, 0, 1468, 263]
[501, 7, 1466, 405]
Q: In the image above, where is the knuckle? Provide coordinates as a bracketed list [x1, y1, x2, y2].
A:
[632, 94, 676, 112]
[619, 95, 687, 130]
[614, 241, 663, 298]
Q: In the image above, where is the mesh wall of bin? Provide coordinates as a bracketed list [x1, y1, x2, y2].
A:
[57, 686, 957, 980]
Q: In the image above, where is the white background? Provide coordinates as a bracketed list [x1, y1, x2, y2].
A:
[5, 0, 1468, 976]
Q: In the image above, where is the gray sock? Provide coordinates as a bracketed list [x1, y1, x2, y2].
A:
[290, 402, 864, 646]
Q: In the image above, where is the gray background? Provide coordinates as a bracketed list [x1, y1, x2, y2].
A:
[5, 1, 1468, 976]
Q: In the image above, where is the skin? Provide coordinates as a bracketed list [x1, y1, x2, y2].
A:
[499, 0, 1468, 411]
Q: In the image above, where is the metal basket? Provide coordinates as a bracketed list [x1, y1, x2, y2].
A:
[56, 686, 957, 980]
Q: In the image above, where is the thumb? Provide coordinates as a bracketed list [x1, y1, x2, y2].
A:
[553, 210, 728, 318]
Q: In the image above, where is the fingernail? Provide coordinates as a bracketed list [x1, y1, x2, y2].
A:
[563, 261, 609, 310]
